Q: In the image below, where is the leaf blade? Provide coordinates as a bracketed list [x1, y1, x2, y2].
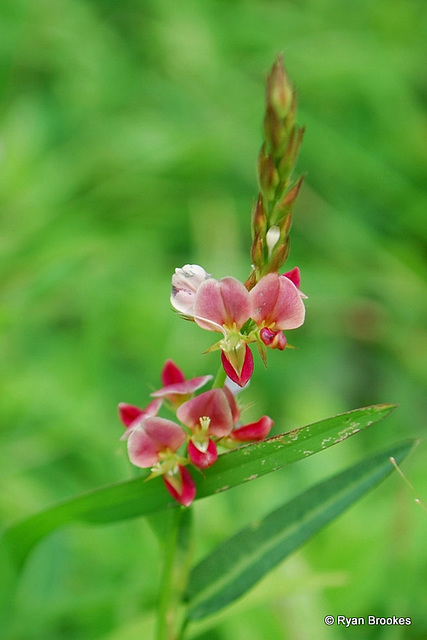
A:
[0, 404, 396, 571]
[196, 403, 396, 499]
[185, 439, 415, 620]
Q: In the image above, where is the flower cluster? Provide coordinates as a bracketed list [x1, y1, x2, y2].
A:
[171, 264, 306, 386]
[119, 57, 307, 509]
[118, 360, 273, 506]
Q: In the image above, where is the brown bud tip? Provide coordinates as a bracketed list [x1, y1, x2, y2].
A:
[266, 55, 294, 119]
[251, 194, 268, 235]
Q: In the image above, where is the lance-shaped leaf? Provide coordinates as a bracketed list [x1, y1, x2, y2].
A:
[185, 439, 416, 620]
[0, 404, 395, 572]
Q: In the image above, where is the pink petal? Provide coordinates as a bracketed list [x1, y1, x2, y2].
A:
[221, 345, 254, 388]
[119, 398, 162, 440]
[231, 416, 273, 442]
[151, 375, 212, 399]
[161, 360, 185, 386]
[127, 417, 186, 468]
[163, 465, 196, 507]
[127, 426, 159, 468]
[250, 272, 305, 330]
[193, 279, 227, 331]
[188, 439, 218, 469]
[118, 403, 144, 428]
[282, 267, 307, 298]
[193, 277, 251, 331]
[171, 264, 211, 315]
[219, 277, 252, 329]
[144, 417, 187, 450]
[283, 267, 301, 289]
[177, 389, 233, 437]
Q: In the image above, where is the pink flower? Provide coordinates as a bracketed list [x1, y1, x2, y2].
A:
[249, 272, 305, 349]
[170, 264, 307, 383]
[127, 416, 196, 507]
[127, 417, 186, 468]
[177, 389, 234, 469]
[151, 359, 212, 407]
[193, 276, 251, 332]
[177, 389, 234, 437]
[192, 276, 254, 386]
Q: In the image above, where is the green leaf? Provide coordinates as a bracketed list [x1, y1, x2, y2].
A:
[0, 404, 395, 571]
[195, 404, 396, 500]
[185, 439, 415, 621]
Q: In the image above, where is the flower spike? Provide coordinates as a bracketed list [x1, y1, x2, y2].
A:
[120, 58, 308, 508]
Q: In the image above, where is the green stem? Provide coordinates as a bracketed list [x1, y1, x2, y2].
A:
[211, 364, 226, 389]
[156, 508, 183, 640]
[156, 507, 194, 640]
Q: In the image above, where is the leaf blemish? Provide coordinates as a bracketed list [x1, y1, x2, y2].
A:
[215, 486, 230, 493]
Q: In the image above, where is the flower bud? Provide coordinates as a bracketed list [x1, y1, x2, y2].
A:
[266, 56, 294, 119]
[266, 225, 281, 257]
[260, 327, 287, 350]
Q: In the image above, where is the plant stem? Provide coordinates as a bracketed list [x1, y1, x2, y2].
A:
[156, 508, 183, 640]
[211, 364, 226, 389]
[156, 507, 194, 640]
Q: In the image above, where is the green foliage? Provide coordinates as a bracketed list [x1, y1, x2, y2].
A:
[0, 404, 394, 573]
[186, 440, 415, 621]
[1, 0, 425, 638]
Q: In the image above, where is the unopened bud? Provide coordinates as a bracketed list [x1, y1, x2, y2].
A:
[278, 125, 304, 180]
[251, 234, 265, 268]
[271, 176, 304, 226]
[266, 225, 281, 257]
[263, 105, 284, 151]
[260, 327, 287, 350]
[266, 56, 294, 119]
[268, 240, 290, 273]
[258, 147, 279, 199]
[251, 194, 268, 236]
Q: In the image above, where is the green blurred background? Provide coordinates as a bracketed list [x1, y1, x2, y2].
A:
[1, 0, 426, 638]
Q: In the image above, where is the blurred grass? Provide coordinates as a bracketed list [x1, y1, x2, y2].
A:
[1, 0, 426, 638]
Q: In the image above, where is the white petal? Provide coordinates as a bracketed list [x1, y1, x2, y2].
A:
[171, 264, 211, 315]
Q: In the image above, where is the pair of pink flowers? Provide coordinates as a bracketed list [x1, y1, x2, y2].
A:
[171, 265, 306, 386]
[119, 360, 273, 506]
